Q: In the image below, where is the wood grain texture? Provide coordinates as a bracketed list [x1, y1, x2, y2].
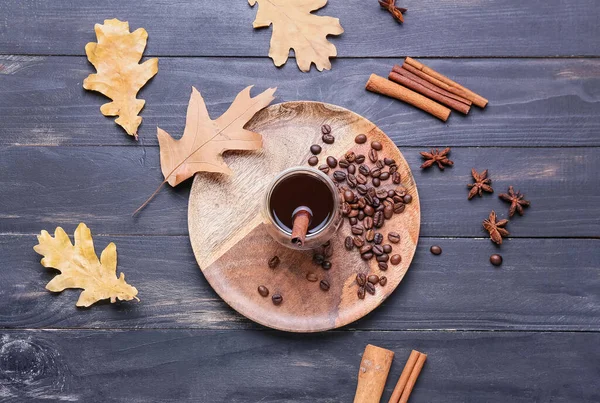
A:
[354, 344, 395, 403]
[1, 329, 598, 402]
[2, 56, 600, 147]
[1, 0, 599, 57]
[189, 102, 420, 331]
[0, 146, 597, 238]
[2, 236, 598, 331]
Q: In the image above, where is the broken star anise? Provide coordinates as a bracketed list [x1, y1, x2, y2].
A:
[499, 186, 530, 217]
[379, 0, 407, 23]
[420, 147, 453, 170]
[467, 168, 493, 199]
[483, 210, 509, 245]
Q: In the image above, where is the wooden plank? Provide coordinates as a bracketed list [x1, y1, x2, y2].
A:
[0, 146, 597, 237]
[0, 329, 598, 402]
[0, 0, 599, 57]
[2, 56, 600, 147]
[3, 236, 598, 331]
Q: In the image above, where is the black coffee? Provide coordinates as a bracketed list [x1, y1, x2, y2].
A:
[270, 173, 334, 234]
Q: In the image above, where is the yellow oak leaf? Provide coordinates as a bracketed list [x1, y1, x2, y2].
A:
[83, 19, 158, 139]
[33, 223, 139, 307]
[249, 0, 344, 72]
[157, 85, 276, 187]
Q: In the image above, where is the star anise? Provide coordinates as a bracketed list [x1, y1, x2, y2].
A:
[467, 168, 493, 199]
[379, 0, 407, 23]
[499, 186, 530, 217]
[483, 210, 509, 245]
[420, 147, 453, 170]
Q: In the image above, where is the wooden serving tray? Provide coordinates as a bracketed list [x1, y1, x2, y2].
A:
[188, 101, 420, 332]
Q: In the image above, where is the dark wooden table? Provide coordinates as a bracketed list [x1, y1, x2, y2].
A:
[1, 1, 599, 402]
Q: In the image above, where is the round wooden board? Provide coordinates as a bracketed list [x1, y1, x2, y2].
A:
[188, 101, 420, 332]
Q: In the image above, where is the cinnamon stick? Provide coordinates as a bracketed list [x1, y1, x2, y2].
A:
[405, 57, 488, 108]
[291, 207, 312, 246]
[353, 344, 395, 403]
[366, 74, 450, 122]
[392, 65, 471, 106]
[388, 350, 420, 403]
[389, 71, 471, 114]
[399, 352, 427, 403]
[402, 63, 471, 101]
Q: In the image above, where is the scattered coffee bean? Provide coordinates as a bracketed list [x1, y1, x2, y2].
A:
[394, 203, 405, 214]
[353, 236, 365, 248]
[384, 157, 395, 166]
[372, 178, 381, 187]
[384, 205, 394, 219]
[356, 273, 367, 286]
[430, 245, 442, 255]
[374, 189, 386, 199]
[349, 217, 358, 225]
[333, 170, 347, 182]
[268, 256, 280, 268]
[392, 172, 401, 184]
[365, 229, 375, 242]
[348, 209, 359, 218]
[379, 172, 390, 181]
[372, 245, 384, 256]
[371, 141, 383, 151]
[347, 164, 356, 175]
[388, 190, 396, 198]
[355, 154, 366, 164]
[310, 144, 322, 155]
[363, 216, 374, 230]
[357, 287, 366, 299]
[358, 197, 367, 209]
[339, 159, 350, 169]
[357, 184, 368, 195]
[365, 282, 376, 295]
[313, 253, 324, 264]
[373, 233, 383, 244]
[378, 262, 388, 271]
[379, 276, 387, 286]
[272, 294, 283, 305]
[371, 168, 381, 178]
[320, 280, 330, 291]
[321, 124, 332, 134]
[322, 133, 334, 144]
[388, 232, 401, 243]
[344, 236, 354, 250]
[373, 211, 384, 228]
[326, 156, 337, 168]
[351, 225, 364, 235]
[490, 254, 503, 266]
[355, 134, 367, 144]
[367, 187, 377, 199]
[389, 165, 398, 174]
[318, 164, 330, 174]
[368, 148, 378, 163]
[341, 202, 351, 216]
[359, 164, 370, 176]
[343, 190, 354, 202]
[308, 156, 318, 166]
[356, 174, 368, 185]
[258, 285, 269, 297]
[382, 244, 392, 254]
[390, 254, 402, 265]
[347, 174, 357, 188]
[368, 274, 380, 284]
[376, 253, 389, 263]
[361, 252, 374, 260]
[322, 261, 332, 270]
[363, 205, 375, 216]
[359, 244, 373, 254]
[376, 160, 385, 170]
[403, 194, 413, 204]
[345, 151, 356, 163]
[372, 198, 381, 209]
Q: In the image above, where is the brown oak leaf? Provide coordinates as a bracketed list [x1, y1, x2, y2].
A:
[249, 0, 344, 72]
[482, 211, 509, 245]
[33, 223, 139, 307]
[157, 86, 276, 187]
[83, 19, 158, 139]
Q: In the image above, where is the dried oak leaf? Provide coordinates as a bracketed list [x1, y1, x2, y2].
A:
[499, 186, 530, 217]
[249, 0, 344, 72]
[33, 223, 139, 307]
[467, 168, 493, 199]
[157, 86, 276, 187]
[420, 147, 453, 170]
[483, 210, 509, 245]
[83, 19, 158, 139]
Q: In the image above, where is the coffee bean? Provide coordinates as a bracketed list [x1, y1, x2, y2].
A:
[395, 187, 407, 197]
[363, 216, 374, 230]
[351, 225, 363, 235]
[490, 254, 503, 266]
[258, 285, 269, 297]
[384, 157, 394, 166]
[322, 261, 332, 270]
[268, 256, 280, 268]
[379, 172, 390, 181]
[306, 273, 318, 282]
[357, 184, 368, 195]
[358, 197, 367, 209]
[372, 178, 381, 187]
[318, 164, 330, 174]
[375, 203, 384, 211]
[333, 170, 347, 182]
[376, 253, 389, 263]
[372, 197, 381, 208]
[344, 236, 354, 251]
[313, 253, 324, 265]
[320, 280, 330, 291]
[368, 149, 378, 163]
[378, 262, 388, 271]
[379, 276, 387, 286]
[358, 210, 365, 221]
[430, 245, 442, 255]
[357, 287, 366, 299]
[361, 252, 373, 261]
[394, 203, 405, 214]
[368, 274, 379, 284]
[365, 282, 376, 295]
[341, 202, 351, 216]
[372, 245, 384, 256]
[373, 233, 383, 244]
[371, 141, 383, 151]
[349, 217, 358, 225]
[359, 244, 372, 254]
[382, 244, 392, 253]
[365, 229, 375, 242]
[390, 254, 402, 265]
[345, 152, 356, 163]
[388, 190, 396, 198]
[359, 164, 370, 176]
[321, 124, 332, 134]
[392, 172, 401, 184]
[272, 294, 283, 305]
[308, 156, 318, 166]
[356, 273, 367, 286]
[339, 159, 350, 169]
[355, 134, 367, 144]
[348, 209, 359, 218]
[322, 133, 335, 144]
[373, 211, 384, 228]
[375, 189, 387, 199]
[376, 160, 385, 170]
[326, 156, 337, 168]
[388, 232, 401, 243]
[371, 168, 381, 178]
[347, 164, 356, 175]
[384, 205, 394, 219]
[343, 190, 354, 202]
[355, 154, 366, 164]
[347, 174, 357, 188]
[403, 194, 413, 204]
[310, 144, 322, 155]
[362, 205, 374, 217]
[353, 236, 365, 247]
[356, 174, 368, 185]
